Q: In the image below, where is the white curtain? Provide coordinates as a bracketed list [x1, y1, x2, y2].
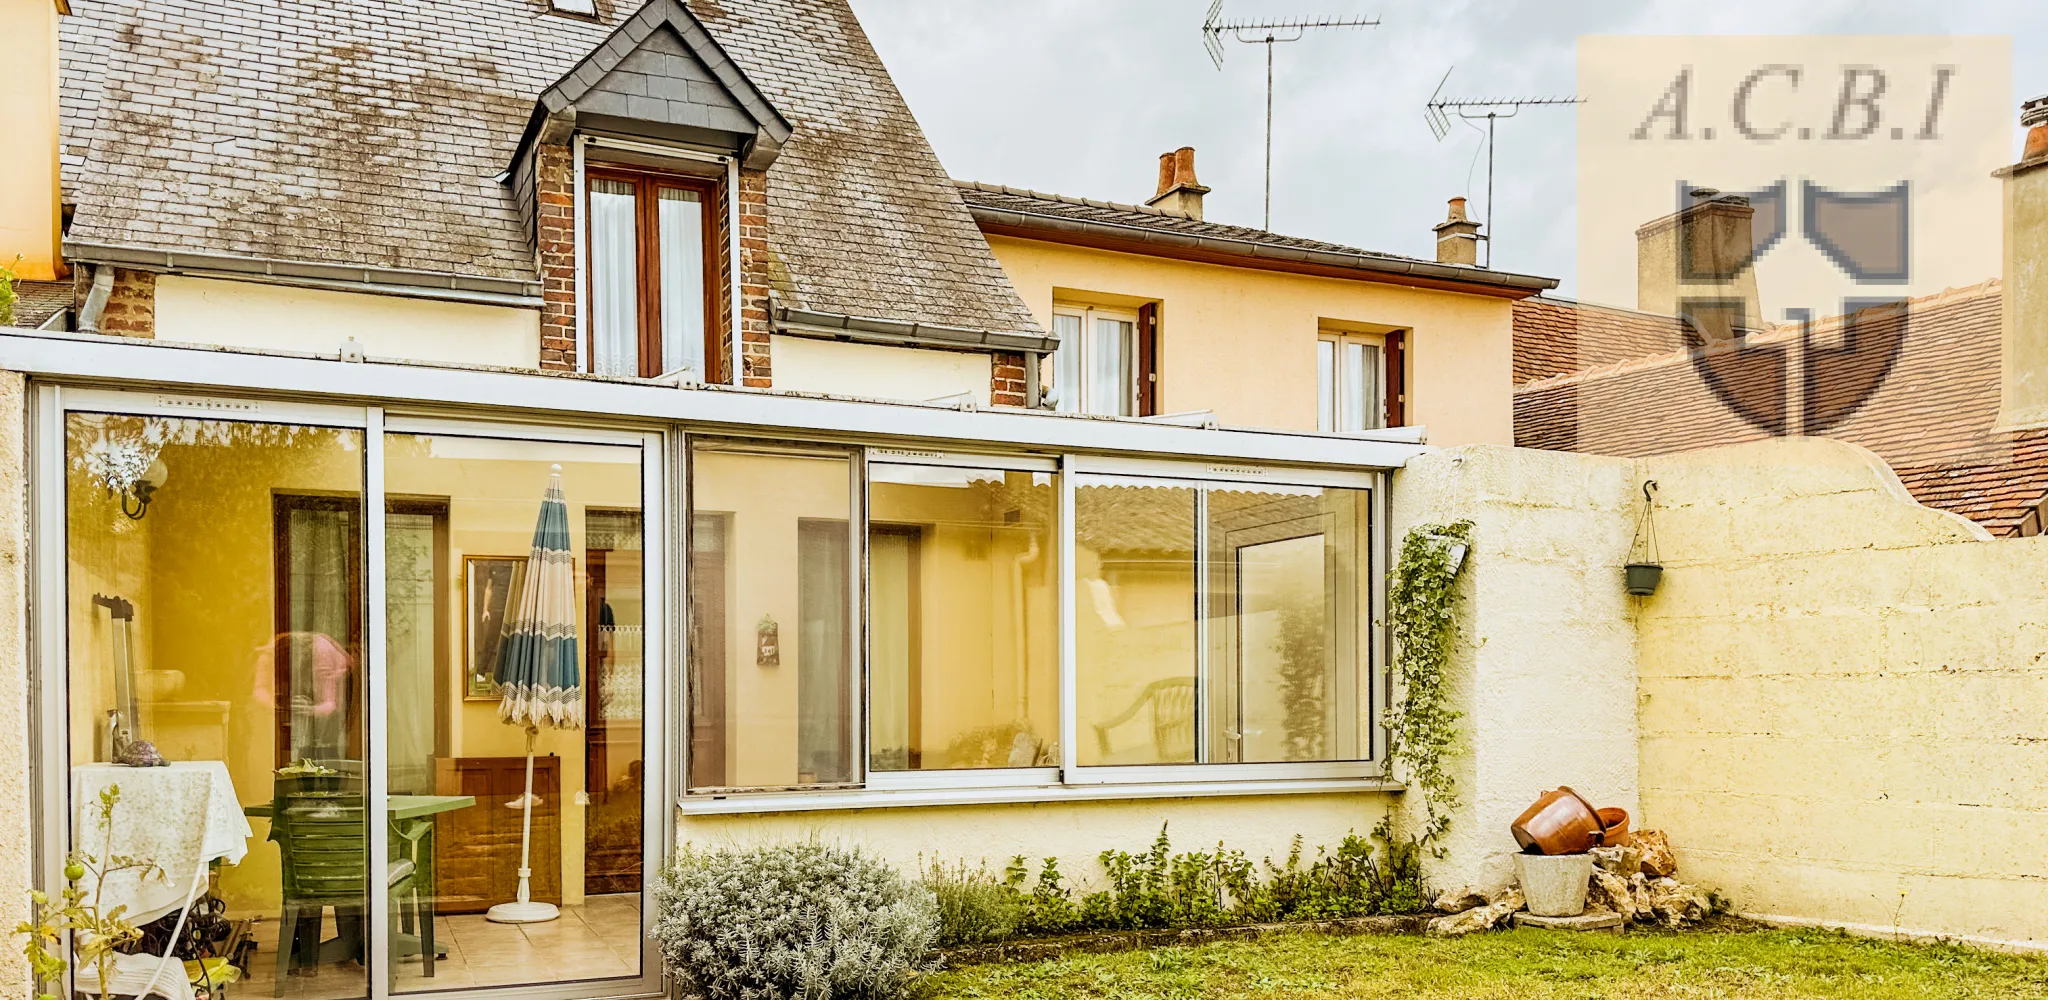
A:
[588, 179, 639, 377]
[657, 188, 706, 379]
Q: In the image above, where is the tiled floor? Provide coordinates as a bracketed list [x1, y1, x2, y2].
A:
[234, 894, 643, 998]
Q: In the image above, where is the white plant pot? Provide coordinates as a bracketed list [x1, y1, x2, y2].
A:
[1515, 852, 1594, 917]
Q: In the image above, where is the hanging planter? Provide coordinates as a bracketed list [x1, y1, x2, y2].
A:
[1625, 480, 1663, 597]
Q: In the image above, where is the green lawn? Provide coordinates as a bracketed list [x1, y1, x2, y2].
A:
[918, 923, 2048, 999]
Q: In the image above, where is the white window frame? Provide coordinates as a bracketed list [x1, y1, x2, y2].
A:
[1318, 330, 1388, 434]
[31, 385, 673, 1000]
[1051, 303, 1139, 417]
[7, 333, 1418, 823]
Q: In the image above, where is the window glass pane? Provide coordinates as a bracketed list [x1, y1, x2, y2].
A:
[688, 444, 855, 789]
[1086, 318, 1134, 417]
[1050, 313, 1083, 412]
[66, 412, 366, 1000]
[588, 178, 639, 378]
[657, 187, 706, 379]
[1340, 342, 1368, 432]
[1075, 475, 1196, 765]
[1317, 340, 1336, 433]
[1206, 485, 1367, 763]
[1356, 343, 1385, 431]
[868, 464, 1059, 771]
[383, 433, 646, 990]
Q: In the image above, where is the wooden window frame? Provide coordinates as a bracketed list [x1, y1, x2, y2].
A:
[586, 166, 723, 380]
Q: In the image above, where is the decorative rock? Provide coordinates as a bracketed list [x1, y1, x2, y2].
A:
[1426, 896, 1519, 937]
[1512, 910, 1625, 932]
[1589, 843, 1643, 876]
[1627, 873, 1656, 922]
[1488, 885, 1525, 911]
[1646, 877, 1712, 927]
[1432, 887, 1489, 914]
[1588, 869, 1635, 921]
[1634, 830, 1678, 878]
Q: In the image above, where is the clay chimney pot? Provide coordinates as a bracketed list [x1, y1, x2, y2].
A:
[1146, 146, 1212, 220]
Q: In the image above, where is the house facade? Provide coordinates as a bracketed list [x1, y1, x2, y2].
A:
[958, 156, 1556, 443]
[0, 1, 1530, 997]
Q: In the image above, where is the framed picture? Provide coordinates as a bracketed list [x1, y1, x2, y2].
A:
[465, 555, 527, 700]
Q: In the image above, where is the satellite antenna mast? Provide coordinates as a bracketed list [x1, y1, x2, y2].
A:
[1203, 0, 1379, 230]
[1425, 67, 1582, 267]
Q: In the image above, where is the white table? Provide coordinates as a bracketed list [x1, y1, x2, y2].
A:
[71, 761, 252, 927]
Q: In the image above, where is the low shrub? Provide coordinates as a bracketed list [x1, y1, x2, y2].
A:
[653, 841, 939, 1000]
[927, 824, 1426, 947]
[922, 858, 1021, 946]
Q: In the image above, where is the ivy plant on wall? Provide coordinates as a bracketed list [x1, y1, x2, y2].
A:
[1383, 519, 1472, 854]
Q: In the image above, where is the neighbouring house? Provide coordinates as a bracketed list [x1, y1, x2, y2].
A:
[958, 152, 1555, 443]
[1512, 97, 2048, 538]
[0, 1, 1463, 997]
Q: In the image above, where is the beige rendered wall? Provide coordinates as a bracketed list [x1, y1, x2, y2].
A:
[0, 373, 31, 996]
[0, 0, 62, 281]
[677, 792, 1393, 894]
[1632, 437, 2048, 951]
[1388, 445, 1642, 894]
[768, 335, 994, 406]
[153, 276, 541, 368]
[983, 235, 1516, 445]
[2001, 160, 2048, 430]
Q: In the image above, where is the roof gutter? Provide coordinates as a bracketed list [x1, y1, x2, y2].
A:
[775, 305, 1059, 354]
[965, 205, 1559, 300]
[62, 241, 545, 308]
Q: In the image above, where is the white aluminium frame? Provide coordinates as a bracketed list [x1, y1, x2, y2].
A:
[32, 386, 671, 1000]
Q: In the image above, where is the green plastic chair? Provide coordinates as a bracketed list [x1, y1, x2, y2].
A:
[269, 777, 421, 995]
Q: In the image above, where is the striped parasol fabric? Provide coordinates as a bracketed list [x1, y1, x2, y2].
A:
[496, 466, 583, 731]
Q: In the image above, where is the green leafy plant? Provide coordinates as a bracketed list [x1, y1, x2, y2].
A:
[0, 256, 20, 328]
[1003, 856, 1079, 936]
[16, 785, 164, 1000]
[651, 840, 938, 1000]
[921, 857, 1020, 946]
[1384, 520, 1472, 854]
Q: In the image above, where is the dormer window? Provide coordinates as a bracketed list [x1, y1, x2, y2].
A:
[587, 167, 718, 379]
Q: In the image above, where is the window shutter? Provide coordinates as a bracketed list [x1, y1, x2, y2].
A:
[1136, 302, 1159, 417]
[1384, 329, 1406, 427]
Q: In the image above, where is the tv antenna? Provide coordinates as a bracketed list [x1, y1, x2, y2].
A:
[1424, 67, 1582, 267]
[1203, 0, 1380, 230]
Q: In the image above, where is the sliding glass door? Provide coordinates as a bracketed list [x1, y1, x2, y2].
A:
[49, 390, 665, 1000]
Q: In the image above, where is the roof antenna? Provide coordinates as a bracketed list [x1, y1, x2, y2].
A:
[1424, 67, 1582, 268]
[1203, 0, 1380, 231]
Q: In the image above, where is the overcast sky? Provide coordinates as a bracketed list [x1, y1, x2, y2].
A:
[849, 1, 2048, 298]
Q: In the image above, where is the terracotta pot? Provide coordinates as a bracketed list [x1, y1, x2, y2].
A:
[1512, 786, 1606, 855]
[1596, 807, 1631, 845]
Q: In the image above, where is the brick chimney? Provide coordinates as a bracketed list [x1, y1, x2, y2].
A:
[1999, 96, 2048, 428]
[1635, 188, 1761, 335]
[1146, 147, 1211, 220]
[1432, 197, 1481, 265]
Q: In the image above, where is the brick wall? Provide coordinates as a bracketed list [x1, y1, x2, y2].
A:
[537, 142, 577, 371]
[89, 268, 156, 338]
[736, 167, 772, 386]
[991, 351, 1027, 407]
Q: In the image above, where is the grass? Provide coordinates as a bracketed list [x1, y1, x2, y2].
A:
[918, 921, 2048, 999]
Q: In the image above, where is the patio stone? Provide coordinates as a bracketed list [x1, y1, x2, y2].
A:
[1513, 911, 1625, 932]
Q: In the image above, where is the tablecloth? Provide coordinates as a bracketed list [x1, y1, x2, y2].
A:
[71, 761, 251, 927]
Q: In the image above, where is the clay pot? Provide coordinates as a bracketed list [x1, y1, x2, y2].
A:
[1596, 807, 1631, 845]
[1511, 786, 1626, 855]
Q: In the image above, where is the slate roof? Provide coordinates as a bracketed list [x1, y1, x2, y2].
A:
[1513, 282, 2048, 537]
[56, 0, 1041, 336]
[8, 281, 72, 329]
[956, 181, 1557, 297]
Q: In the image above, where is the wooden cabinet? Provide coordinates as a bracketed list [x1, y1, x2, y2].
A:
[432, 756, 561, 914]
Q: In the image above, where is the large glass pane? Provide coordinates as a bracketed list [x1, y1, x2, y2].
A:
[65, 412, 366, 1000]
[1086, 317, 1134, 416]
[1206, 485, 1368, 763]
[588, 178, 639, 378]
[384, 433, 646, 991]
[688, 443, 856, 789]
[1075, 475, 1196, 765]
[868, 464, 1059, 771]
[656, 186, 706, 378]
